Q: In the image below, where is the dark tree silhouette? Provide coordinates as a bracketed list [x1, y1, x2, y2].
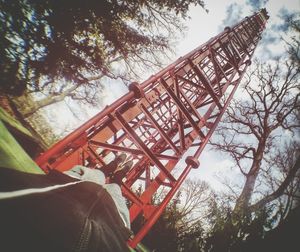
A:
[0, 0, 206, 116]
[284, 12, 300, 68]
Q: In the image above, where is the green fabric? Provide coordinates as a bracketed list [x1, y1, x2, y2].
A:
[0, 119, 44, 174]
[0, 107, 33, 138]
[128, 243, 150, 252]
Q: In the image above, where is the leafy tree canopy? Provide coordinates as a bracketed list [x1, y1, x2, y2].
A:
[0, 0, 205, 96]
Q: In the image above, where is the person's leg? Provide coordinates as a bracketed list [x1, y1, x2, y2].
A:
[100, 154, 127, 177]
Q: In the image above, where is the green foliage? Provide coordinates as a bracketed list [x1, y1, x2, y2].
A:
[132, 182, 298, 252]
[204, 196, 276, 252]
[0, 118, 44, 174]
[132, 193, 181, 252]
[0, 0, 205, 96]
[178, 222, 205, 252]
[132, 188, 208, 252]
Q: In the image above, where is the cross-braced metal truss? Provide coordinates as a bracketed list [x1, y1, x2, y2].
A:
[35, 9, 269, 248]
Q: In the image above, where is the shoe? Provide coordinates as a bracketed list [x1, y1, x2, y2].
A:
[111, 160, 133, 185]
[100, 153, 127, 177]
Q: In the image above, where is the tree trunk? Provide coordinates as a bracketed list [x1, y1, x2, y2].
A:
[233, 139, 267, 218]
[233, 166, 260, 217]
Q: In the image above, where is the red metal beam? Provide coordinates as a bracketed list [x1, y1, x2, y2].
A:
[35, 9, 268, 248]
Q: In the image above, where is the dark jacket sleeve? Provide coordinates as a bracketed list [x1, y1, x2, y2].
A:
[0, 168, 131, 252]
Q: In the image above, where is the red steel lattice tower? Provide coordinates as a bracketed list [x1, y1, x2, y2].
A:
[35, 9, 269, 248]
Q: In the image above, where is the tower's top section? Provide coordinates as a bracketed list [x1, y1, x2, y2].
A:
[260, 8, 270, 21]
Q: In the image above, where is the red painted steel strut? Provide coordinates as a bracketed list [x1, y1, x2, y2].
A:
[35, 9, 269, 248]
